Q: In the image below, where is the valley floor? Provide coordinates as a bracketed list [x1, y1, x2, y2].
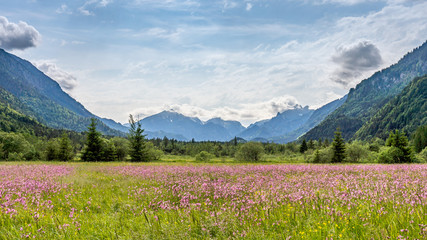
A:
[0, 162, 426, 239]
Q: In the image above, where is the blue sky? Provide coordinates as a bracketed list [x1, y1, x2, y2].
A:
[1, 0, 426, 125]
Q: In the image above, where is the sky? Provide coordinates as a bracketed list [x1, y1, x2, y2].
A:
[0, 0, 426, 126]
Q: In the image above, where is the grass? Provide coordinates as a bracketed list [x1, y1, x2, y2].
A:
[0, 162, 426, 239]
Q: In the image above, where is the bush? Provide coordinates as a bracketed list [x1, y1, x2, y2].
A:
[7, 152, 25, 161]
[378, 147, 409, 164]
[311, 147, 333, 163]
[235, 142, 264, 162]
[146, 142, 163, 161]
[195, 151, 214, 162]
[346, 141, 370, 163]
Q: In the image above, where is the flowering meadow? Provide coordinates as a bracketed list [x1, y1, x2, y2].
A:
[0, 163, 426, 239]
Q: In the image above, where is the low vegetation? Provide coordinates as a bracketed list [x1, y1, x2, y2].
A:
[0, 163, 426, 239]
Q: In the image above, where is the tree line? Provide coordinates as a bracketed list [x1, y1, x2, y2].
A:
[0, 115, 426, 163]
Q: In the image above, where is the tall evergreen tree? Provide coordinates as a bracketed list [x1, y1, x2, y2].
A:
[332, 128, 346, 163]
[57, 132, 74, 161]
[128, 115, 149, 162]
[81, 118, 102, 162]
[300, 139, 308, 153]
[413, 125, 427, 153]
[385, 129, 413, 163]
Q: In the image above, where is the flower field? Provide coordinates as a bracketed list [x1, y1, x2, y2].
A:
[0, 163, 426, 239]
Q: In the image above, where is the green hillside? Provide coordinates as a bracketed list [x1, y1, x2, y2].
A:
[0, 87, 86, 141]
[304, 41, 427, 140]
[355, 75, 427, 140]
[0, 49, 124, 136]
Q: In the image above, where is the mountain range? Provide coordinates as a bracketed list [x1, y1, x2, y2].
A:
[0, 40, 426, 142]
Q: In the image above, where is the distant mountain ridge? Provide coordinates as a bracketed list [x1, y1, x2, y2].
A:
[138, 111, 245, 141]
[238, 106, 314, 141]
[304, 40, 427, 140]
[137, 96, 345, 143]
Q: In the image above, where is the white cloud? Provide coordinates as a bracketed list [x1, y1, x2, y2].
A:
[145, 27, 183, 41]
[131, 0, 200, 9]
[56, 4, 72, 14]
[0, 16, 41, 50]
[34, 61, 78, 92]
[222, 0, 238, 11]
[246, 3, 253, 11]
[78, 0, 113, 16]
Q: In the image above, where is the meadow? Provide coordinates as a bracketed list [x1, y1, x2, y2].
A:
[0, 162, 426, 239]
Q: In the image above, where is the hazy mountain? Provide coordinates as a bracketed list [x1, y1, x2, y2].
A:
[271, 96, 348, 143]
[138, 111, 247, 141]
[0, 48, 124, 136]
[304, 40, 427, 140]
[205, 118, 245, 137]
[238, 106, 315, 141]
[355, 75, 427, 140]
[137, 97, 346, 142]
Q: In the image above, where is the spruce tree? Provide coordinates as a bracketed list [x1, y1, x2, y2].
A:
[57, 132, 74, 161]
[385, 129, 413, 163]
[128, 115, 149, 162]
[413, 125, 427, 153]
[81, 118, 102, 162]
[332, 128, 346, 163]
[300, 139, 308, 153]
[308, 139, 315, 149]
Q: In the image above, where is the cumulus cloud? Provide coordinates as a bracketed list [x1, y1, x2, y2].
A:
[331, 41, 383, 86]
[0, 16, 41, 50]
[34, 62, 78, 91]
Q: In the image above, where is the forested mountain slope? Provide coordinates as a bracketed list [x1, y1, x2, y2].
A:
[304, 40, 427, 140]
[355, 75, 427, 139]
[0, 49, 123, 136]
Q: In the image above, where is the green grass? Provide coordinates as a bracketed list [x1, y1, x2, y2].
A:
[0, 162, 426, 239]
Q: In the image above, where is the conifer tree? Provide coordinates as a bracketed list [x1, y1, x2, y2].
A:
[57, 132, 74, 161]
[385, 129, 413, 163]
[308, 139, 315, 149]
[300, 139, 308, 153]
[81, 118, 102, 162]
[413, 125, 427, 153]
[332, 128, 346, 163]
[128, 114, 149, 162]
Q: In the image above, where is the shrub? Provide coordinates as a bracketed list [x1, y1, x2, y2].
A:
[7, 152, 25, 161]
[311, 147, 333, 163]
[378, 147, 407, 164]
[195, 151, 214, 162]
[346, 141, 370, 163]
[235, 142, 264, 162]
